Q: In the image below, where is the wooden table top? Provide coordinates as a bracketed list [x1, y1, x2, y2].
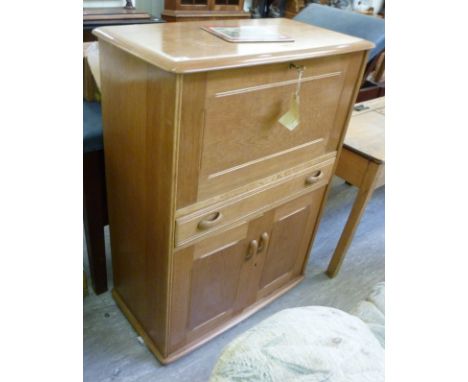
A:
[93, 18, 373, 73]
[344, 97, 385, 164]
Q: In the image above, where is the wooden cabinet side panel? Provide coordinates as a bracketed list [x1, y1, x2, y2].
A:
[176, 73, 207, 208]
[99, 41, 178, 356]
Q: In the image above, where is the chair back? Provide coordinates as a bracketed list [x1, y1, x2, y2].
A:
[294, 4, 385, 62]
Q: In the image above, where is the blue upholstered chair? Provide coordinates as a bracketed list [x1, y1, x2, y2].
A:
[294, 4, 385, 101]
[83, 101, 108, 294]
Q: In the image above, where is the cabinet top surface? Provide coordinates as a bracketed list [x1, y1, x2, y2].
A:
[93, 18, 373, 73]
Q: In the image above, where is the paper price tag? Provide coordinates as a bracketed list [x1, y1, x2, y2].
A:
[279, 64, 304, 131]
[279, 94, 300, 131]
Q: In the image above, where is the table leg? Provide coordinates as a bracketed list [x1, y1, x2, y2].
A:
[83, 150, 108, 294]
[327, 161, 382, 278]
[83, 270, 89, 298]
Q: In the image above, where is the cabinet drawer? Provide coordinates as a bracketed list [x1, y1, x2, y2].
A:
[197, 54, 351, 200]
[175, 157, 335, 247]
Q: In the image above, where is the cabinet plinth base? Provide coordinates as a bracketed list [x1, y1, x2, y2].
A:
[112, 275, 304, 364]
[111, 289, 168, 364]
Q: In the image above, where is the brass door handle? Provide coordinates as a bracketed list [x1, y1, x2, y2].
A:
[197, 212, 223, 230]
[257, 232, 270, 253]
[305, 170, 324, 186]
[246, 240, 258, 261]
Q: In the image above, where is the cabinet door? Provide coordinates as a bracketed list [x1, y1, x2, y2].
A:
[197, 54, 352, 199]
[168, 189, 325, 352]
[168, 217, 265, 352]
[256, 187, 326, 300]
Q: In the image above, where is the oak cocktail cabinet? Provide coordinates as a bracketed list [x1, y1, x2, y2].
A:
[94, 19, 372, 363]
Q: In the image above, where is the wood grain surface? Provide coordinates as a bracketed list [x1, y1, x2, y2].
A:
[93, 18, 373, 73]
[96, 19, 371, 362]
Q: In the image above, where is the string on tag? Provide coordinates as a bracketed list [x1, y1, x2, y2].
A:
[289, 62, 305, 94]
[295, 66, 304, 97]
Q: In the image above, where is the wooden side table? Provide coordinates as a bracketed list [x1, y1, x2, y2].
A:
[83, 7, 164, 42]
[327, 97, 385, 278]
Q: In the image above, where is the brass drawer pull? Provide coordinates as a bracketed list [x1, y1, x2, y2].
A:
[257, 232, 270, 253]
[305, 170, 324, 186]
[197, 212, 223, 230]
[246, 240, 258, 261]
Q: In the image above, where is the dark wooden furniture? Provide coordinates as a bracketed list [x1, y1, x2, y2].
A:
[285, 0, 330, 18]
[356, 51, 385, 102]
[162, 0, 250, 22]
[83, 7, 163, 293]
[285, 0, 305, 19]
[250, 0, 287, 18]
[83, 101, 108, 295]
[83, 7, 164, 42]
